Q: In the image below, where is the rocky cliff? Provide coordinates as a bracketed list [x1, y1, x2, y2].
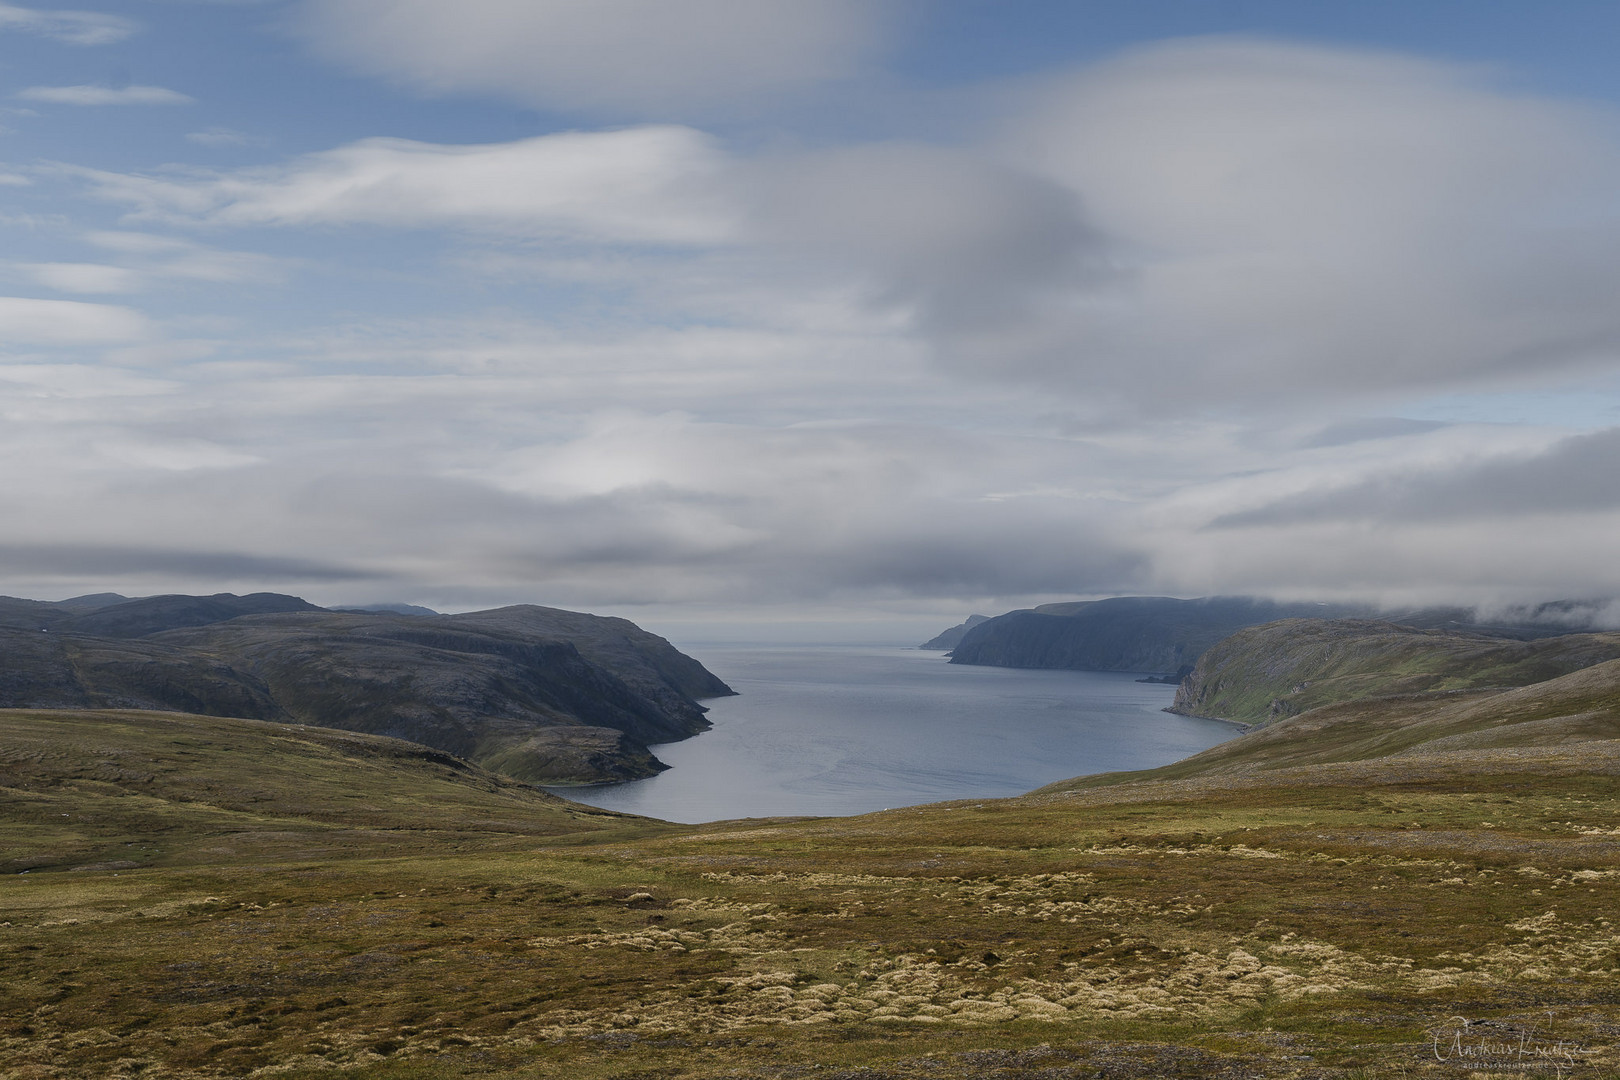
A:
[918, 614, 990, 651]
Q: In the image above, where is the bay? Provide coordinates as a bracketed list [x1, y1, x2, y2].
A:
[554, 644, 1238, 824]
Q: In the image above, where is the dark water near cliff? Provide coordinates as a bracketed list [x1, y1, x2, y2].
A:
[555, 645, 1237, 824]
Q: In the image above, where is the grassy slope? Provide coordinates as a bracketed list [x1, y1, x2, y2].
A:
[1171, 618, 1620, 724]
[5, 678, 1620, 1077]
[0, 708, 654, 876]
[1040, 655, 1620, 794]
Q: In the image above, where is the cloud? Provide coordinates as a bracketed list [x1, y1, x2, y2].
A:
[0, 363, 175, 398]
[970, 38, 1620, 404]
[12, 234, 283, 296]
[18, 85, 193, 106]
[751, 143, 1113, 354]
[0, 296, 151, 343]
[0, 543, 377, 581]
[75, 127, 737, 243]
[1298, 417, 1450, 449]
[0, 295, 1615, 616]
[0, 2, 135, 46]
[24, 34, 1620, 618]
[468, 412, 1146, 602]
[22, 263, 143, 294]
[1212, 427, 1620, 527]
[185, 126, 258, 147]
[65, 39, 1620, 414]
[87, 231, 284, 285]
[294, 0, 890, 116]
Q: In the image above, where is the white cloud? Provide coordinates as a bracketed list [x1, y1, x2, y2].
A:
[295, 0, 889, 115]
[0, 2, 135, 46]
[90, 435, 261, 471]
[0, 296, 151, 343]
[18, 85, 193, 106]
[0, 363, 175, 400]
[13, 235, 284, 296]
[76, 126, 738, 244]
[22, 262, 143, 294]
[84, 232, 285, 285]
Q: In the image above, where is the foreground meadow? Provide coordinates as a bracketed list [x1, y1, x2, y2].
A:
[4, 673, 1620, 1078]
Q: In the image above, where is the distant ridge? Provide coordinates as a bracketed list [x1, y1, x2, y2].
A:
[938, 595, 1598, 675]
[52, 592, 133, 613]
[947, 597, 1365, 673]
[59, 591, 323, 638]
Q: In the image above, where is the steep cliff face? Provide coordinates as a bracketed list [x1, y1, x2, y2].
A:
[919, 614, 990, 651]
[947, 597, 1367, 672]
[0, 595, 733, 784]
[1170, 618, 1620, 725]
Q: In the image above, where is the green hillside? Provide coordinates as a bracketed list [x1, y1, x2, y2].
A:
[5, 658, 1620, 1078]
[0, 708, 649, 876]
[1044, 653, 1620, 793]
[1170, 618, 1620, 724]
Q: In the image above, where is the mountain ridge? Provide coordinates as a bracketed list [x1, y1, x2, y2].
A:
[0, 593, 733, 784]
[936, 594, 1596, 674]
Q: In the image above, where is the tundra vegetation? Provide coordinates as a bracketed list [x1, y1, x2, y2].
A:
[4, 633, 1620, 1077]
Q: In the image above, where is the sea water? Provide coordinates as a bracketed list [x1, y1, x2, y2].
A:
[553, 644, 1237, 824]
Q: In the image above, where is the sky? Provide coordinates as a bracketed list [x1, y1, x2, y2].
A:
[5, 1, 1620, 640]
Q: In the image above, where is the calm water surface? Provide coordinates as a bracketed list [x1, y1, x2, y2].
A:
[554, 645, 1237, 823]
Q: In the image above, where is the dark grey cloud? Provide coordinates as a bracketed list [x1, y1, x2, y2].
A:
[756, 144, 1113, 361]
[0, 544, 381, 581]
[791, 526, 1148, 599]
[1211, 427, 1620, 528]
[1299, 418, 1450, 449]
